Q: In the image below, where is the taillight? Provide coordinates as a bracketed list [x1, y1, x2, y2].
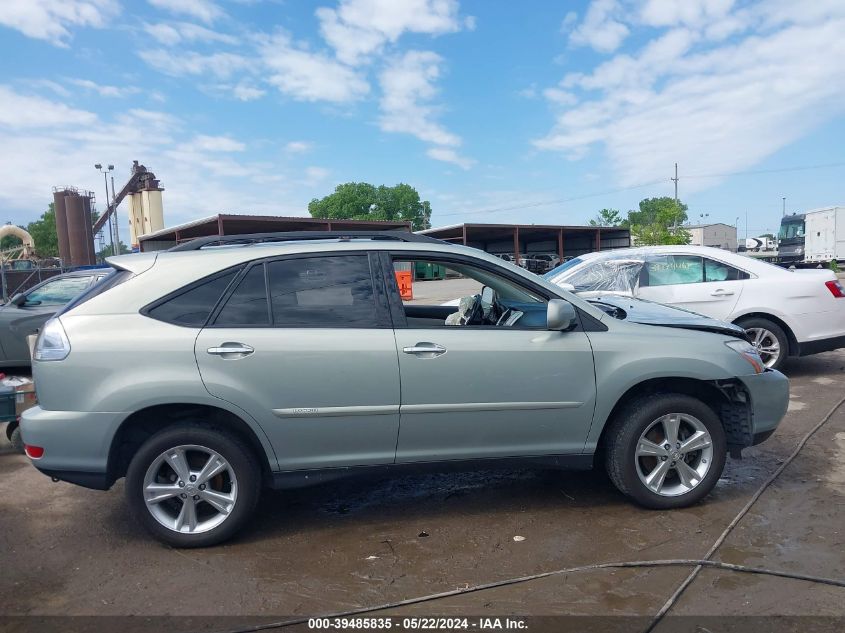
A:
[825, 280, 845, 298]
[25, 445, 44, 459]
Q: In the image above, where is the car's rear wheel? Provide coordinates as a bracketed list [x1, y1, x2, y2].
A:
[605, 394, 727, 509]
[736, 317, 788, 370]
[9, 424, 24, 454]
[125, 424, 261, 547]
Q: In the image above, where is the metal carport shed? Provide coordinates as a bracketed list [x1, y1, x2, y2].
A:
[419, 223, 630, 264]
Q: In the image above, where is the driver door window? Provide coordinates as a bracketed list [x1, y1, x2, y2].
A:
[390, 257, 547, 329]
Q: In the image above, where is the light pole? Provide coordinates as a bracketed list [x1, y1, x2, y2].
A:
[94, 164, 116, 256]
[782, 197, 786, 217]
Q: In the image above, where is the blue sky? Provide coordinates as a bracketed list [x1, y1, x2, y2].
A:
[0, 0, 843, 243]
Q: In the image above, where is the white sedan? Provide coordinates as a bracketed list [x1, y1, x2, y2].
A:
[544, 245, 845, 369]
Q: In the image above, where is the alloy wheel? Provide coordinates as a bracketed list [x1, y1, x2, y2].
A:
[635, 413, 714, 497]
[142, 444, 238, 534]
[745, 327, 780, 368]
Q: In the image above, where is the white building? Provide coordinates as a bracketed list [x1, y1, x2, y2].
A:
[686, 223, 738, 252]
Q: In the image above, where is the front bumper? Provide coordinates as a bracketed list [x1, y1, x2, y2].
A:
[20, 406, 124, 489]
[739, 369, 790, 439]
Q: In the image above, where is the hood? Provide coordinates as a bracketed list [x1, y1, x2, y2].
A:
[587, 294, 748, 339]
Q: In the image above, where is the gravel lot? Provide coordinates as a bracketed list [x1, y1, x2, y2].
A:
[2, 350, 845, 630]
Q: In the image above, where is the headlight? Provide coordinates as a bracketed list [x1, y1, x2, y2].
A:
[725, 340, 764, 374]
[34, 318, 71, 361]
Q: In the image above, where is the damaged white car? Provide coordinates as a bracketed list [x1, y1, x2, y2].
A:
[545, 245, 845, 370]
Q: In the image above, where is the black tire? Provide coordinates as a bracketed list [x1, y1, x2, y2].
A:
[125, 424, 261, 548]
[604, 393, 727, 509]
[9, 425, 24, 454]
[735, 316, 789, 371]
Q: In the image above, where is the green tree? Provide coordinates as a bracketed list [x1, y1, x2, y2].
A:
[26, 203, 60, 257]
[97, 241, 130, 258]
[588, 208, 623, 227]
[0, 228, 23, 251]
[308, 182, 433, 230]
[626, 197, 691, 245]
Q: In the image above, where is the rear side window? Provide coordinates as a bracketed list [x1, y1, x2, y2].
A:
[148, 270, 238, 326]
[267, 255, 377, 327]
[704, 258, 749, 282]
[215, 266, 270, 326]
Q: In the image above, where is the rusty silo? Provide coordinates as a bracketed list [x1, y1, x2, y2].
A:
[65, 191, 96, 266]
[52, 188, 72, 265]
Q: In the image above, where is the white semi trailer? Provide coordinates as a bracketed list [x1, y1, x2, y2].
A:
[778, 206, 845, 265]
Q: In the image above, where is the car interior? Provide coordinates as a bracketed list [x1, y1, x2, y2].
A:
[393, 259, 549, 328]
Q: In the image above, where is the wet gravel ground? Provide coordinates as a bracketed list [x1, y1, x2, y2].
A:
[1, 352, 845, 630]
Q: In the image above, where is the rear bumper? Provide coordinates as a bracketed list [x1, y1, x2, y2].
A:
[797, 334, 845, 356]
[739, 369, 790, 437]
[20, 406, 123, 489]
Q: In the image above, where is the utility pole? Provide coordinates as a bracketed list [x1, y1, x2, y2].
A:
[672, 162, 679, 205]
[94, 164, 116, 256]
[671, 162, 679, 230]
[110, 174, 119, 254]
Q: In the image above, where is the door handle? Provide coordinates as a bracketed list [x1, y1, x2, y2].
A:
[710, 289, 734, 297]
[207, 343, 254, 357]
[403, 342, 447, 358]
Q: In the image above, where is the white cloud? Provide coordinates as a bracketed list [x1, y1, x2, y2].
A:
[230, 83, 266, 101]
[0, 86, 323, 228]
[187, 134, 246, 152]
[138, 49, 250, 79]
[536, 3, 845, 192]
[146, 0, 223, 24]
[303, 166, 330, 186]
[568, 0, 629, 53]
[639, 0, 735, 29]
[0, 0, 118, 46]
[379, 50, 473, 169]
[143, 21, 238, 46]
[284, 141, 313, 154]
[379, 50, 458, 146]
[259, 32, 369, 103]
[0, 85, 97, 128]
[426, 147, 474, 170]
[68, 78, 141, 98]
[317, 0, 465, 65]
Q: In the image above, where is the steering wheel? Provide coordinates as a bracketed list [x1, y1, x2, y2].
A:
[460, 294, 483, 325]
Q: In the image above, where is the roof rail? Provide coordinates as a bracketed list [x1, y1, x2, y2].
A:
[167, 230, 443, 252]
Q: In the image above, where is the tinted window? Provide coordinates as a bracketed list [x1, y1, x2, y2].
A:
[267, 256, 376, 327]
[25, 276, 93, 305]
[216, 265, 270, 326]
[644, 255, 703, 286]
[704, 258, 748, 282]
[149, 270, 237, 326]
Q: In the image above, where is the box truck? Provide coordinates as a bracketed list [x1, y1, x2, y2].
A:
[778, 207, 845, 265]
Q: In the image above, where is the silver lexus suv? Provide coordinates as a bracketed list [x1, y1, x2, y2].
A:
[21, 231, 789, 547]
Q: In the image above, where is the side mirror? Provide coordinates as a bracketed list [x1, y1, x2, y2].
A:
[10, 293, 26, 307]
[547, 299, 577, 331]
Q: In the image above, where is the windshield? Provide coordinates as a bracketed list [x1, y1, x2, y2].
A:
[544, 256, 584, 279]
[778, 220, 805, 240]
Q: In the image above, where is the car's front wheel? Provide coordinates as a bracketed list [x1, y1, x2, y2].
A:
[605, 394, 727, 509]
[125, 424, 261, 547]
[736, 317, 788, 370]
